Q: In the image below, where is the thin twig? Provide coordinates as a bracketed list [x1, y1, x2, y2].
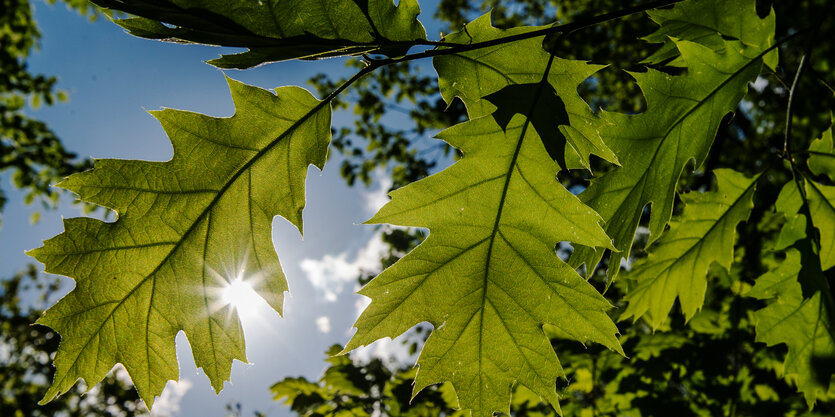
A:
[764, 67, 790, 91]
[316, 0, 688, 132]
[783, 55, 808, 158]
[809, 67, 835, 95]
[781, 54, 818, 238]
[368, 0, 684, 66]
[320, 64, 377, 103]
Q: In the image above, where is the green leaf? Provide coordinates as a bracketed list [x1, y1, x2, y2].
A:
[432, 14, 618, 170]
[271, 377, 325, 406]
[775, 214, 807, 251]
[642, 0, 778, 69]
[806, 180, 835, 271]
[631, 332, 689, 361]
[808, 115, 835, 181]
[748, 249, 835, 406]
[773, 179, 807, 252]
[776, 178, 803, 215]
[94, 0, 426, 68]
[27, 77, 331, 407]
[345, 107, 623, 415]
[571, 38, 767, 281]
[622, 169, 759, 328]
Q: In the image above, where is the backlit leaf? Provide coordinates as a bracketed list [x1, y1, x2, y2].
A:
[28, 78, 331, 407]
[622, 169, 759, 328]
[808, 116, 835, 181]
[642, 0, 778, 69]
[94, 0, 426, 68]
[571, 38, 768, 280]
[345, 95, 622, 416]
[432, 14, 617, 170]
[749, 249, 835, 406]
[806, 180, 835, 271]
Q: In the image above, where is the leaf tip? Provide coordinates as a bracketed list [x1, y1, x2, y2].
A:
[38, 383, 63, 406]
[208, 377, 228, 395]
[24, 246, 40, 259]
[290, 208, 305, 236]
[363, 211, 388, 225]
[335, 346, 352, 356]
[223, 73, 244, 89]
[337, 339, 361, 356]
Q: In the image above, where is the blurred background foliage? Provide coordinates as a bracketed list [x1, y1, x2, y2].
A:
[1, 2, 143, 416]
[0, 0, 101, 226]
[1, 267, 146, 416]
[3, 0, 835, 415]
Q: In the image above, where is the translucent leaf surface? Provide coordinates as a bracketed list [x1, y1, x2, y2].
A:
[749, 250, 835, 406]
[642, 0, 777, 68]
[808, 116, 835, 181]
[571, 38, 767, 280]
[570, 0, 775, 281]
[345, 94, 623, 416]
[806, 180, 835, 271]
[28, 78, 331, 407]
[622, 169, 758, 328]
[432, 14, 617, 170]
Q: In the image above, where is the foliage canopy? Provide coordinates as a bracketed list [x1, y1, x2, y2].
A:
[0, 0, 100, 225]
[18, 0, 835, 415]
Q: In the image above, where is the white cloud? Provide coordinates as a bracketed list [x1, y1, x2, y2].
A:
[302, 169, 420, 361]
[350, 334, 415, 364]
[363, 169, 393, 215]
[151, 378, 193, 417]
[316, 316, 331, 333]
[300, 232, 388, 302]
[349, 296, 415, 364]
[354, 296, 371, 322]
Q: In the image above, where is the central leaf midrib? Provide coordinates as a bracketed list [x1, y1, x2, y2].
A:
[476, 51, 555, 403]
[808, 180, 835, 214]
[52, 94, 328, 386]
[807, 150, 835, 160]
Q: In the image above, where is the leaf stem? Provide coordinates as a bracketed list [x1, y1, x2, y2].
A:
[320, 64, 377, 104]
[764, 67, 790, 91]
[783, 54, 807, 160]
[781, 53, 820, 246]
[809, 67, 835, 96]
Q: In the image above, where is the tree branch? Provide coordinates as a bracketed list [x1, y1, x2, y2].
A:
[368, 0, 684, 66]
[323, 0, 688, 126]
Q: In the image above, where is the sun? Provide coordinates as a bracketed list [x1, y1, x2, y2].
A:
[221, 277, 261, 318]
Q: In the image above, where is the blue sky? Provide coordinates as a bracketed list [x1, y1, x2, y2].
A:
[1, 1, 447, 415]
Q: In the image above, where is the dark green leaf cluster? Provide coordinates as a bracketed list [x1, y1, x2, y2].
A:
[272, 345, 459, 417]
[18, 0, 835, 415]
[91, 0, 427, 68]
[0, 0, 101, 225]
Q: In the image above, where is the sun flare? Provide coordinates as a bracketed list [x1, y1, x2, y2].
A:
[221, 278, 261, 318]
